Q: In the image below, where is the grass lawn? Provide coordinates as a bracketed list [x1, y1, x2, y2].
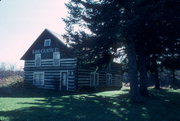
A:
[0, 87, 180, 121]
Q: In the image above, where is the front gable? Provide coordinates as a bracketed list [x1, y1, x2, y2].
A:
[21, 29, 73, 60]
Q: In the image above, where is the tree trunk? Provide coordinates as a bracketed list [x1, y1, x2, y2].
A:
[152, 56, 160, 89]
[127, 40, 142, 102]
[171, 49, 176, 87]
[172, 69, 175, 84]
[138, 51, 149, 96]
[171, 68, 176, 88]
[154, 69, 160, 89]
[154, 62, 160, 89]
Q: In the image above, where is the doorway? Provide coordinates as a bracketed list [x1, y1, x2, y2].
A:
[60, 71, 68, 91]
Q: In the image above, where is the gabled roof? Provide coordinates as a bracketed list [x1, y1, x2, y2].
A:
[45, 29, 67, 46]
[21, 29, 73, 60]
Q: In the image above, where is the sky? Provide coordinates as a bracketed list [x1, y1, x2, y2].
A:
[0, 0, 67, 69]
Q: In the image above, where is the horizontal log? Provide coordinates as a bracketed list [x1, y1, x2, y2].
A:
[61, 58, 77, 61]
[42, 59, 53, 62]
[78, 84, 90, 86]
[60, 61, 77, 63]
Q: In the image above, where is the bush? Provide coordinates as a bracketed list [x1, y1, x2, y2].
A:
[0, 76, 23, 88]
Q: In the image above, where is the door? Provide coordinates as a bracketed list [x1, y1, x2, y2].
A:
[60, 71, 68, 91]
[90, 72, 99, 87]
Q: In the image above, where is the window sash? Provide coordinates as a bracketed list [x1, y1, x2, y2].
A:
[35, 54, 41, 66]
[106, 73, 112, 85]
[44, 39, 51, 47]
[90, 72, 99, 87]
[53, 52, 60, 66]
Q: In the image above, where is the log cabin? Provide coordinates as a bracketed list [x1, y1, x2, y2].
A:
[21, 29, 122, 91]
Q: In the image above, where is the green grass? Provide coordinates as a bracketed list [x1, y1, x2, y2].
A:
[0, 87, 180, 121]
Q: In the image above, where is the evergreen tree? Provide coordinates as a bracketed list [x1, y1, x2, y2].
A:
[63, 0, 180, 101]
[135, 0, 180, 89]
[63, 0, 143, 102]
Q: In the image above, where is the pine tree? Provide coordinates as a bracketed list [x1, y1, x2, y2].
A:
[63, 0, 143, 102]
[63, 0, 180, 100]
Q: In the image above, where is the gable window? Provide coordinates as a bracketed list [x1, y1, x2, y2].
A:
[33, 72, 44, 86]
[53, 52, 60, 66]
[44, 39, 51, 47]
[35, 54, 41, 66]
[106, 73, 112, 85]
[90, 72, 99, 87]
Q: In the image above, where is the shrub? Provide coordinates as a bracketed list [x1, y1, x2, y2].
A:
[0, 76, 23, 88]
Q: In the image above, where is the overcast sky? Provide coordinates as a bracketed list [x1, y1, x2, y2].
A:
[0, 0, 67, 69]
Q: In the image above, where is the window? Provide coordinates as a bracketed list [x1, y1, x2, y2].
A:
[90, 72, 99, 87]
[44, 39, 51, 47]
[35, 54, 41, 66]
[53, 52, 60, 66]
[33, 72, 44, 86]
[106, 73, 112, 85]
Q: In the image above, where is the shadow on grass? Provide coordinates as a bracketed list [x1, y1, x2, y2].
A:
[0, 87, 180, 121]
[0, 86, 121, 98]
[0, 87, 130, 121]
[0, 87, 73, 98]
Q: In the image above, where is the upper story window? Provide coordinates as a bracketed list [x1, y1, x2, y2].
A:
[44, 39, 51, 47]
[53, 52, 60, 66]
[35, 54, 41, 66]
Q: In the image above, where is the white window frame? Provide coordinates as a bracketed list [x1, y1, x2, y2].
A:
[90, 72, 99, 87]
[35, 54, 41, 66]
[33, 72, 44, 86]
[106, 73, 112, 85]
[53, 52, 60, 66]
[44, 39, 51, 47]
